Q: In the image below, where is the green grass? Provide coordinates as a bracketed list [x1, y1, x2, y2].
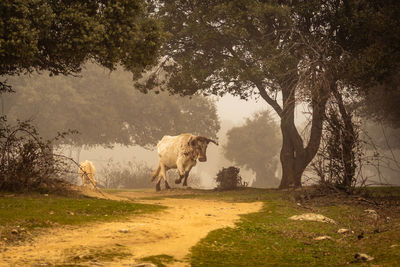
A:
[363, 186, 400, 198]
[141, 254, 177, 267]
[0, 194, 165, 242]
[189, 190, 400, 266]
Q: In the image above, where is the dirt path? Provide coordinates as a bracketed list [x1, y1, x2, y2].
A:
[0, 191, 262, 266]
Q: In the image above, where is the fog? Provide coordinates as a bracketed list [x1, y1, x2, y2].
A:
[4, 67, 399, 189]
[75, 94, 313, 188]
[77, 94, 274, 189]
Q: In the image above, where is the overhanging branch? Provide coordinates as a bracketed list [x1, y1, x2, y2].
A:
[252, 80, 283, 117]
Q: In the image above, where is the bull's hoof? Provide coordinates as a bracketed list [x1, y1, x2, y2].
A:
[175, 179, 181, 184]
[165, 182, 171, 189]
[156, 184, 161, 191]
[183, 182, 188, 186]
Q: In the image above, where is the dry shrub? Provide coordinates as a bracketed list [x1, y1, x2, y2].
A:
[99, 160, 202, 189]
[0, 117, 75, 193]
[99, 159, 154, 189]
[215, 166, 247, 191]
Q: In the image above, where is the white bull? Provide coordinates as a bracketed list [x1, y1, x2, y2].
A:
[78, 160, 96, 188]
[151, 133, 218, 191]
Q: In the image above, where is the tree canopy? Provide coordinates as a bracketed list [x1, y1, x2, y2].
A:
[5, 64, 220, 148]
[141, 0, 400, 188]
[144, 0, 333, 188]
[224, 111, 281, 188]
[292, 0, 400, 127]
[0, 0, 164, 92]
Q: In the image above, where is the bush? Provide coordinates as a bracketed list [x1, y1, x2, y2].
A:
[215, 166, 247, 191]
[0, 117, 74, 192]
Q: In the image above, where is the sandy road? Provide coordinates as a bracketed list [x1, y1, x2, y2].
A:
[0, 191, 262, 266]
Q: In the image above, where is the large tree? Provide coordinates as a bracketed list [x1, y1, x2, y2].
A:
[0, 0, 163, 93]
[5, 64, 220, 148]
[141, 0, 334, 188]
[292, 0, 400, 189]
[341, 0, 400, 128]
[224, 111, 281, 188]
[294, 0, 400, 127]
[143, 0, 400, 188]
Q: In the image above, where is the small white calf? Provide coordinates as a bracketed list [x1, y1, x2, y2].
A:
[78, 160, 96, 188]
[151, 133, 218, 191]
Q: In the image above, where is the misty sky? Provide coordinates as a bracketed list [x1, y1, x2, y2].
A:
[77, 92, 311, 188]
[77, 94, 271, 187]
[216, 94, 267, 123]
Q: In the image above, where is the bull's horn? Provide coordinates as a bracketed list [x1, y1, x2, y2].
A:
[207, 138, 219, 145]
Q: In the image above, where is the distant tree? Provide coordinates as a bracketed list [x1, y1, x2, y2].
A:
[5, 64, 220, 148]
[362, 121, 400, 151]
[360, 82, 400, 129]
[0, 0, 163, 93]
[224, 111, 281, 188]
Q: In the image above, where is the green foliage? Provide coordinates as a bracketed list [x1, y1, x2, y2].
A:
[189, 191, 400, 266]
[148, 0, 400, 187]
[148, 0, 340, 188]
[0, 194, 165, 242]
[5, 64, 220, 147]
[146, 0, 296, 98]
[336, 0, 400, 88]
[361, 82, 400, 128]
[293, 0, 400, 126]
[224, 111, 281, 188]
[0, 0, 163, 78]
[215, 166, 246, 191]
[141, 254, 177, 267]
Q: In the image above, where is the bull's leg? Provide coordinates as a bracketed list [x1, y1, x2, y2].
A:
[155, 168, 164, 192]
[163, 166, 171, 189]
[165, 180, 171, 189]
[156, 181, 161, 191]
[156, 163, 167, 191]
[182, 165, 194, 187]
[151, 163, 161, 182]
[175, 156, 186, 184]
[175, 174, 184, 184]
[182, 173, 189, 187]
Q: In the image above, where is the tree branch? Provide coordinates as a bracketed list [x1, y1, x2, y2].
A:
[252, 80, 283, 117]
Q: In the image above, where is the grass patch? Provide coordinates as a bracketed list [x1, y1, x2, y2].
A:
[0, 193, 165, 243]
[189, 189, 400, 266]
[141, 254, 177, 267]
[363, 186, 400, 198]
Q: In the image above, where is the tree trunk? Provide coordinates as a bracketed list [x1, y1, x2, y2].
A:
[332, 88, 356, 191]
[279, 116, 306, 188]
[278, 85, 328, 189]
[255, 80, 329, 189]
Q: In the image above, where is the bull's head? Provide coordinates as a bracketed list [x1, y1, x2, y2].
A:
[189, 136, 219, 162]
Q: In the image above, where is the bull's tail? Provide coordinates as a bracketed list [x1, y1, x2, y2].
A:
[151, 165, 161, 182]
